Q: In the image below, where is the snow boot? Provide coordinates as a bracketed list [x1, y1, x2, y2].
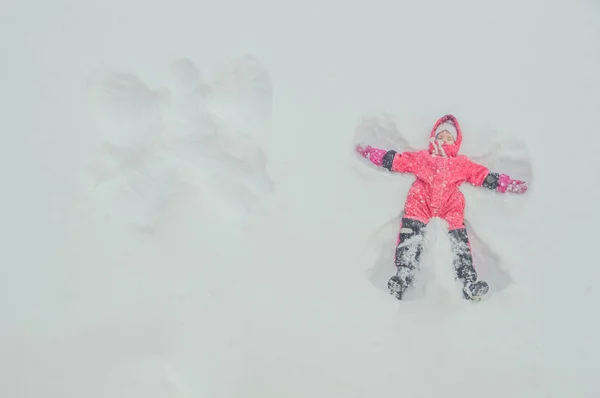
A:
[388, 275, 410, 300]
[462, 280, 489, 301]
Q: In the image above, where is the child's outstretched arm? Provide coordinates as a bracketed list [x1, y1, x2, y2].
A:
[356, 144, 417, 173]
[465, 160, 528, 194]
[481, 172, 528, 193]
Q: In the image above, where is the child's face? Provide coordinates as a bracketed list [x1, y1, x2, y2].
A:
[436, 130, 455, 145]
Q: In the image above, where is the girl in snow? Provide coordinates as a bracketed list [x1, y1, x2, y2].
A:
[356, 114, 527, 301]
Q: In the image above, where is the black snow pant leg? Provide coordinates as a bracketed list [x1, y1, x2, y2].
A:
[448, 227, 477, 285]
[394, 218, 427, 286]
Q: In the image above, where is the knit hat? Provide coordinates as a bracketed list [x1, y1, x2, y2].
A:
[434, 122, 457, 140]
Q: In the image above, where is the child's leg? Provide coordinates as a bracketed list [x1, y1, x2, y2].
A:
[448, 227, 477, 283]
[448, 226, 489, 299]
[394, 217, 427, 285]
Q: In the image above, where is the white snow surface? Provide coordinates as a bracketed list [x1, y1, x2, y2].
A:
[2, 0, 600, 396]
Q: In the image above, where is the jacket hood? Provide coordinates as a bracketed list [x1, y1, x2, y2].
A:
[428, 114, 462, 157]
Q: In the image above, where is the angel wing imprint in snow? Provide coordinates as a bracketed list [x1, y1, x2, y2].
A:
[469, 138, 533, 196]
[352, 114, 415, 168]
[90, 72, 170, 148]
[206, 54, 273, 150]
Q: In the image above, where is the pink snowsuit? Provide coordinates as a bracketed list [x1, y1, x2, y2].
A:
[390, 114, 491, 230]
[357, 114, 527, 298]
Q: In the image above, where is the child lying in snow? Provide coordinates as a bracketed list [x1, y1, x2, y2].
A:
[356, 114, 527, 301]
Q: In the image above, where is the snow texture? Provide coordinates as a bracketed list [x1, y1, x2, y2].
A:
[86, 55, 274, 230]
[1, 0, 600, 397]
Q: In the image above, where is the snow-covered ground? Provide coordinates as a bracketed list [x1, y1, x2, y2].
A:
[2, 0, 600, 396]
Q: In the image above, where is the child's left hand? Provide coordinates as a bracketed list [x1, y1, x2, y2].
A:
[497, 174, 527, 194]
[505, 178, 528, 194]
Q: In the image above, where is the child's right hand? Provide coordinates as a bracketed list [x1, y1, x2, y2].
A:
[355, 144, 386, 167]
[355, 144, 372, 157]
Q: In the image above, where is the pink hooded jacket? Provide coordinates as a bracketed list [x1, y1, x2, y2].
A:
[357, 114, 527, 230]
